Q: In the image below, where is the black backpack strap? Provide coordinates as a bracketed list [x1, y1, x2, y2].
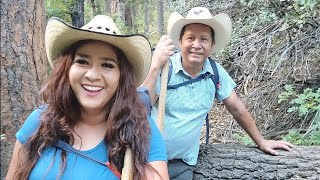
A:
[205, 114, 210, 145]
[168, 60, 173, 84]
[208, 57, 220, 90]
[167, 72, 212, 90]
[53, 140, 122, 178]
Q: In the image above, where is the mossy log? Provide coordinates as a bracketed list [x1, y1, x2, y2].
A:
[194, 144, 320, 180]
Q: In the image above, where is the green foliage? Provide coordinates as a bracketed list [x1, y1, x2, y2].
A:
[238, 0, 319, 30]
[167, 0, 192, 14]
[239, 0, 278, 23]
[278, 85, 295, 103]
[46, 0, 96, 25]
[278, 86, 320, 116]
[282, 129, 320, 145]
[282, 0, 320, 28]
[233, 133, 254, 145]
[279, 86, 320, 145]
[45, 0, 73, 21]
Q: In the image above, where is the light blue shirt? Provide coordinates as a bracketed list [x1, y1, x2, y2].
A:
[16, 107, 166, 179]
[151, 52, 236, 165]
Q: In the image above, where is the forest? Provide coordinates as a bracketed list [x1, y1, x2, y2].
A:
[1, 0, 319, 179]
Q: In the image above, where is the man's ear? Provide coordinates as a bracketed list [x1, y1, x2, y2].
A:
[211, 41, 215, 49]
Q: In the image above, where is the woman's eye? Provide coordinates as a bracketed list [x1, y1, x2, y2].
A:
[102, 63, 115, 68]
[75, 59, 88, 65]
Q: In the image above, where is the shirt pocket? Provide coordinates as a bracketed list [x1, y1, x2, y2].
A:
[194, 81, 215, 110]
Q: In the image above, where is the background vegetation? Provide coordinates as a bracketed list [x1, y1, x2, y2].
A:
[1, 0, 319, 178]
[45, 0, 319, 145]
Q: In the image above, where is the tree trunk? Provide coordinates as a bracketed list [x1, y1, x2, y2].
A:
[143, 0, 150, 35]
[71, 0, 84, 27]
[194, 144, 320, 180]
[90, 0, 97, 16]
[104, 0, 111, 15]
[124, 2, 132, 29]
[0, 0, 48, 178]
[110, 0, 118, 14]
[156, 0, 164, 36]
[130, 2, 137, 32]
[118, 1, 125, 22]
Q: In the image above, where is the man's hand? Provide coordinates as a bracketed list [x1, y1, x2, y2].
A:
[152, 35, 175, 69]
[139, 35, 175, 105]
[258, 139, 294, 155]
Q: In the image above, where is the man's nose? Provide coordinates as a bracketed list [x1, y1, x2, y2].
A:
[193, 39, 201, 48]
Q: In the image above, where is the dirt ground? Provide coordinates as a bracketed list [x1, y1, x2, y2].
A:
[200, 102, 245, 145]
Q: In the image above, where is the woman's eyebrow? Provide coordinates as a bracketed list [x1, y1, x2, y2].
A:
[75, 53, 90, 58]
[100, 57, 117, 63]
[75, 53, 117, 63]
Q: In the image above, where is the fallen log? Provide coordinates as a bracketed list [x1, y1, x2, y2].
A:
[194, 144, 320, 180]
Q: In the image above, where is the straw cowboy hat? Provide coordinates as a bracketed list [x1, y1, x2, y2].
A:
[167, 7, 232, 54]
[45, 15, 151, 85]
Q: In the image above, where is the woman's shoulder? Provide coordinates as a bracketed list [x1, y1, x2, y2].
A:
[16, 106, 46, 144]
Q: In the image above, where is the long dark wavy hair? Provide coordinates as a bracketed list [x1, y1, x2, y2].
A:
[14, 40, 151, 180]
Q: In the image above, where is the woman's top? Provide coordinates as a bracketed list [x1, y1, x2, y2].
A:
[16, 107, 166, 180]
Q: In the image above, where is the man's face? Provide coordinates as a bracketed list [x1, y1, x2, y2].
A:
[179, 24, 214, 66]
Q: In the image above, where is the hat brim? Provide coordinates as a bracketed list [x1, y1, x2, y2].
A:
[45, 18, 151, 86]
[167, 12, 232, 54]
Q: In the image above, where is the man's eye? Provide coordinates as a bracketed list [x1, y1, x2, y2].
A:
[102, 63, 115, 68]
[202, 38, 208, 42]
[75, 59, 88, 65]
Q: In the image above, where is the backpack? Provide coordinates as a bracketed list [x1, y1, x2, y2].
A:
[165, 57, 220, 144]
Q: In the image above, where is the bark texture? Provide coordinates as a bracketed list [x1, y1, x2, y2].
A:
[194, 144, 320, 180]
[156, 0, 164, 36]
[0, 0, 47, 178]
[71, 0, 84, 27]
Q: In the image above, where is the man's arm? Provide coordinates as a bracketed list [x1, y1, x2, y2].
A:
[223, 90, 294, 155]
[140, 35, 175, 105]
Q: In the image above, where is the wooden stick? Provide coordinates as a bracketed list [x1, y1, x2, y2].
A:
[156, 62, 169, 132]
[121, 148, 133, 180]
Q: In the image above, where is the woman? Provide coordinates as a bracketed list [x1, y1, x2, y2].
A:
[6, 15, 168, 180]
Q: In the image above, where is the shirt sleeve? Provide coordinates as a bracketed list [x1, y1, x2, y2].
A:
[16, 108, 45, 144]
[147, 116, 167, 162]
[215, 62, 237, 101]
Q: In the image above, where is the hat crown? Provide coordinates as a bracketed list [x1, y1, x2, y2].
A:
[81, 15, 121, 35]
[186, 7, 212, 19]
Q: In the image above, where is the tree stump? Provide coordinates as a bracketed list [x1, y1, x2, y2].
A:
[194, 144, 320, 180]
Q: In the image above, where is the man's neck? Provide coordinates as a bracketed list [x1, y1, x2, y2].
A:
[181, 58, 205, 78]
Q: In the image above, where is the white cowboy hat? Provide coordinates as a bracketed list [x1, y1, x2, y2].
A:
[167, 7, 232, 54]
[45, 15, 151, 86]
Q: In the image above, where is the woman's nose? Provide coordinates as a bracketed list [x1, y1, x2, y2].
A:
[85, 67, 101, 80]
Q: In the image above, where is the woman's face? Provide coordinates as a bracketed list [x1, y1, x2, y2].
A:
[69, 41, 120, 113]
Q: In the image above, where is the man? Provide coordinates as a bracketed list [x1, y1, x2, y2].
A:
[141, 7, 294, 180]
